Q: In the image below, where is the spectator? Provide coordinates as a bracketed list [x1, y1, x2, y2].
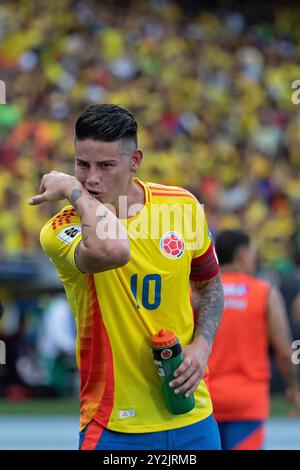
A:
[37, 295, 76, 396]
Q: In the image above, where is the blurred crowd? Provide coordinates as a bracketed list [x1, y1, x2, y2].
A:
[0, 0, 300, 270]
[1, 0, 300, 398]
[0, 294, 77, 399]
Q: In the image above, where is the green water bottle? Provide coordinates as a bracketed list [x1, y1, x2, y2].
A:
[151, 329, 195, 415]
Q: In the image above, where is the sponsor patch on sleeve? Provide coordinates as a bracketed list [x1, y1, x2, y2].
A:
[57, 225, 81, 245]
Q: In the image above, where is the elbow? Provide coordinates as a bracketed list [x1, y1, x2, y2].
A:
[277, 349, 292, 362]
[77, 239, 130, 274]
[112, 242, 130, 267]
[100, 240, 130, 269]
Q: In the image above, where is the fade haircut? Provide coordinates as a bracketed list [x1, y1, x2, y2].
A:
[75, 104, 138, 153]
[215, 230, 250, 265]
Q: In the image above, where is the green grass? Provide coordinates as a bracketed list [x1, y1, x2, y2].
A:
[0, 398, 79, 415]
[270, 395, 291, 416]
[0, 395, 291, 416]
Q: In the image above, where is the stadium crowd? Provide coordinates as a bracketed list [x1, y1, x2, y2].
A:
[0, 0, 300, 398]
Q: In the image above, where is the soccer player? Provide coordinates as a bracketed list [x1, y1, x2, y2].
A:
[29, 104, 224, 450]
[208, 229, 300, 450]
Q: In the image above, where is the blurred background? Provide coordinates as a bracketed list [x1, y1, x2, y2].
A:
[0, 0, 300, 448]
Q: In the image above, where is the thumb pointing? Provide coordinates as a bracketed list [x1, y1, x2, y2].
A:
[28, 194, 46, 205]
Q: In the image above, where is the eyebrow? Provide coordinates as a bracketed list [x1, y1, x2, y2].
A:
[75, 157, 117, 163]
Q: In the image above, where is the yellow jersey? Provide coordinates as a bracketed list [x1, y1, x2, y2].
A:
[40, 178, 219, 433]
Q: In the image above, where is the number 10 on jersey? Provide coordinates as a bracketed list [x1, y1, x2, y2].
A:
[130, 274, 162, 310]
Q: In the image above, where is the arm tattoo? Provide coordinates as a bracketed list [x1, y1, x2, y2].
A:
[97, 214, 107, 221]
[193, 273, 224, 347]
[70, 189, 82, 211]
[81, 223, 90, 245]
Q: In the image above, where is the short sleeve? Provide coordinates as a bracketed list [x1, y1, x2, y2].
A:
[189, 201, 219, 282]
[40, 206, 82, 279]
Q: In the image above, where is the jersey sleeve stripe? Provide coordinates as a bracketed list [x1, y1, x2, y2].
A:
[190, 243, 219, 281]
[192, 242, 214, 263]
[151, 191, 195, 199]
[148, 183, 184, 190]
[191, 253, 215, 269]
[80, 420, 105, 450]
[79, 274, 114, 431]
[190, 267, 219, 282]
[191, 258, 217, 273]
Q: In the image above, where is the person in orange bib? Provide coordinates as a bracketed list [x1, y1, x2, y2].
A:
[208, 229, 300, 450]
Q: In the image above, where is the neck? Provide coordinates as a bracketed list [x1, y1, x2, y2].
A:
[114, 178, 145, 218]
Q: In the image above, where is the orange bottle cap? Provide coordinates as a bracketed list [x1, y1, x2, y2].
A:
[151, 329, 177, 348]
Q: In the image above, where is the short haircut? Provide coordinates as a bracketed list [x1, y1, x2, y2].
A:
[215, 229, 250, 265]
[75, 104, 138, 151]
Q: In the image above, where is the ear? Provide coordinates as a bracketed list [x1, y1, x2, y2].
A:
[235, 246, 248, 264]
[234, 245, 243, 261]
[131, 149, 143, 173]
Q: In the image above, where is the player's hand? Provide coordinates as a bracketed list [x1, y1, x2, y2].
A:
[285, 386, 300, 416]
[28, 171, 81, 205]
[169, 337, 210, 398]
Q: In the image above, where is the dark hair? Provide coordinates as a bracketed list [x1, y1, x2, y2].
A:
[215, 229, 250, 265]
[75, 104, 138, 149]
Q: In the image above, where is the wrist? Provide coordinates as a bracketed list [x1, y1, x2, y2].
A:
[64, 177, 82, 200]
[192, 334, 212, 356]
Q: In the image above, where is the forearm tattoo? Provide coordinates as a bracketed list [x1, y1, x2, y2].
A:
[193, 273, 224, 347]
[70, 189, 82, 211]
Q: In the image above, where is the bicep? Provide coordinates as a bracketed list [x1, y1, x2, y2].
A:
[191, 272, 222, 292]
[74, 240, 129, 274]
[190, 272, 223, 310]
[74, 241, 103, 273]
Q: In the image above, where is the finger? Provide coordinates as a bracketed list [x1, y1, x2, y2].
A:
[28, 193, 48, 205]
[173, 372, 202, 396]
[182, 374, 202, 398]
[173, 357, 192, 378]
[169, 364, 197, 388]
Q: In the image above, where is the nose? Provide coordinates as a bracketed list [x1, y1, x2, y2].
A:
[86, 166, 101, 187]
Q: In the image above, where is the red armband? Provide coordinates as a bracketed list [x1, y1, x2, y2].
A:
[190, 243, 219, 282]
